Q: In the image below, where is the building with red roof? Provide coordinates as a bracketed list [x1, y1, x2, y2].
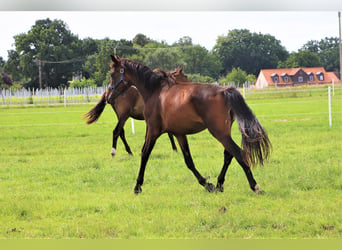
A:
[255, 67, 340, 88]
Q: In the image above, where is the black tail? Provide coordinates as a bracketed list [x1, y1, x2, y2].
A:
[225, 87, 272, 167]
[83, 91, 107, 124]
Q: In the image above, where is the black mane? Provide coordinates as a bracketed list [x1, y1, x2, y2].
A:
[122, 59, 169, 91]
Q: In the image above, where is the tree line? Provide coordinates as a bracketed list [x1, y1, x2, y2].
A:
[0, 18, 340, 89]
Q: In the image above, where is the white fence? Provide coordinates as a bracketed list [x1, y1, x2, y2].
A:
[0, 87, 107, 106]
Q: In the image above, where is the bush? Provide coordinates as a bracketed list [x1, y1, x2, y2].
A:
[219, 67, 256, 87]
[69, 77, 96, 88]
[187, 73, 215, 83]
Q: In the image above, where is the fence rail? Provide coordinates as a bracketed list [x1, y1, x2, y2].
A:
[1, 84, 341, 106]
[1, 87, 107, 106]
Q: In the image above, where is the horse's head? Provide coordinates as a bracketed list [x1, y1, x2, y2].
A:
[172, 67, 189, 82]
[168, 66, 189, 83]
[107, 54, 131, 102]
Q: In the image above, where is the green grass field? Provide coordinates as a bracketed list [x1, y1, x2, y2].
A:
[0, 86, 341, 239]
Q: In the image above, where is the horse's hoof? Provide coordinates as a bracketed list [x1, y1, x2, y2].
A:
[216, 183, 224, 192]
[111, 148, 117, 157]
[134, 184, 142, 194]
[254, 184, 265, 195]
[205, 182, 215, 193]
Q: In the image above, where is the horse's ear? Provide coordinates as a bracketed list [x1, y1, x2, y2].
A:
[110, 54, 121, 65]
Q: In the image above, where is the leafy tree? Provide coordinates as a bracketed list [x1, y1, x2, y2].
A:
[82, 54, 97, 79]
[69, 77, 96, 88]
[178, 44, 221, 79]
[0, 57, 4, 70]
[92, 38, 113, 86]
[277, 50, 321, 68]
[219, 67, 252, 87]
[133, 33, 152, 47]
[145, 47, 185, 71]
[174, 36, 193, 47]
[4, 50, 22, 82]
[187, 73, 215, 83]
[213, 29, 288, 76]
[13, 18, 83, 88]
[302, 37, 339, 72]
[246, 74, 256, 84]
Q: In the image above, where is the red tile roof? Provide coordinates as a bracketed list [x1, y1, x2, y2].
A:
[259, 67, 339, 85]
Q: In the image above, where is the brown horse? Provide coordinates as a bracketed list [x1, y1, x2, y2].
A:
[108, 55, 271, 194]
[84, 67, 189, 157]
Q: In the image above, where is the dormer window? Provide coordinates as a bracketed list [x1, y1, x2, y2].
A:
[307, 72, 314, 81]
[271, 73, 279, 83]
[281, 73, 289, 83]
[316, 72, 324, 81]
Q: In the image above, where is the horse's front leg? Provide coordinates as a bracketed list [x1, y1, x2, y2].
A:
[111, 117, 128, 157]
[134, 133, 158, 194]
[176, 135, 215, 192]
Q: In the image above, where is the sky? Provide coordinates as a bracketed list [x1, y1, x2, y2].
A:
[0, 11, 341, 61]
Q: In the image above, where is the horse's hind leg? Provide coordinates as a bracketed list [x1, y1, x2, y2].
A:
[167, 133, 177, 152]
[119, 128, 133, 155]
[216, 150, 233, 192]
[208, 125, 262, 194]
[176, 135, 215, 192]
[225, 136, 263, 194]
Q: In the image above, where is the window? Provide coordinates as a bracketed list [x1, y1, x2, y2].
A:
[271, 73, 279, 83]
[316, 72, 324, 81]
[284, 76, 289, 82]
[309, 75, 314, 81]
[298, 76, 303, 83]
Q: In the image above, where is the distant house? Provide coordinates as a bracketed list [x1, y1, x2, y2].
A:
[255, 67, 340, 89]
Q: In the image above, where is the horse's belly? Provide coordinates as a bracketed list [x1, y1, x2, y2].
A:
[164, 113, 206, 134]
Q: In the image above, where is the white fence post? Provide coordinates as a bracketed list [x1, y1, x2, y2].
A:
[131, 118, 135, 134]
[328, 87, 332, 127]
[64, 88, 67, 107]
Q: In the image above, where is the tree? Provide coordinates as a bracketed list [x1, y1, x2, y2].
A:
[174, 36, 193, 47]
[13, 18, 83, 88]
[187, 73, 215, 83]
[133, 34, 151, 47]
[302, 37, 339, 72]
[93, 38, 114, 86]
[219, 67, 247, 87]
[145, 47, 185, 71]
[213, 29, 288, 76]
[277, 50, 321, 68]
[4, 50, 22, 82]
[0, 57, 4, 71]
[178, 44, 222, 79]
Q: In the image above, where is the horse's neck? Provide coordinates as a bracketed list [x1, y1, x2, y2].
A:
[129, 75, 158, 103]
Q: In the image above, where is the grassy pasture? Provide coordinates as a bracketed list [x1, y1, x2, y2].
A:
[0, 86, 341, 239]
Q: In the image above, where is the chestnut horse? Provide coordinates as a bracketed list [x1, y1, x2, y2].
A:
[84, 67, 189, 157]
[108, 55, 271, 194]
